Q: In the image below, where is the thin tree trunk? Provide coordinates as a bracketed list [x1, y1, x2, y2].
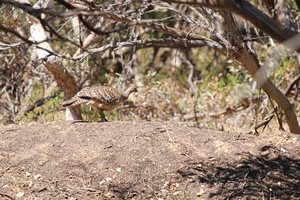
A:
[43, 62, 82, 120]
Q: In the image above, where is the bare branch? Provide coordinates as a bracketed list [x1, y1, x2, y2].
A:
[163, 0, 300, 51]
[0, 42, 23, 50]
[78, 15, 129, 35]
[0, 24, 33, 44]
[91, 38, 222, 52]
[56, 10, 221, 43]
[0, 0, 45, 16]
[73, 38, 222, 60]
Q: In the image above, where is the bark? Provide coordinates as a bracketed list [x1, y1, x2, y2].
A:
[43, 62, 82, 120]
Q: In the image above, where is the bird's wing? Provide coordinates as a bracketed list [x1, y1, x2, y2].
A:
[77, 86, 122, 104]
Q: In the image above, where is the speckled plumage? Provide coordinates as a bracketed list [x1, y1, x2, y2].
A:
[63, 85, 137, 121]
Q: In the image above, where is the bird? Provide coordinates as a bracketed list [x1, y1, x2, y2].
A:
[62, 85, 138, 121]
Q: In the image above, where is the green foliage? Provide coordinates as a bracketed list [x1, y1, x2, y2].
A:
[18, 87, 64, 123]
[269, 53, 297, 88]
[80, 105, 100, 121]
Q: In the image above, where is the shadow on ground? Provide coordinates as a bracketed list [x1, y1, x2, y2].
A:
[178, 145, 300, 199]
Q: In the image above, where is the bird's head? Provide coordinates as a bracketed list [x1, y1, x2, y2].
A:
[128, 86, 138, 94]
[124, 86, 138, 98]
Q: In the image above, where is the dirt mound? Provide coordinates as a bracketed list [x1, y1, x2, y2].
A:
[1, 121, 300, 199]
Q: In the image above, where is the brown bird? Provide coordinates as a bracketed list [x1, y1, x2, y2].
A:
[63, 85, 138, 121]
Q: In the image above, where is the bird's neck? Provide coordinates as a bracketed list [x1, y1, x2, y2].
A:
[123, 89, 132, 99]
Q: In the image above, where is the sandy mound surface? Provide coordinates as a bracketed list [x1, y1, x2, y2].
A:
[0, 121, 300, 199]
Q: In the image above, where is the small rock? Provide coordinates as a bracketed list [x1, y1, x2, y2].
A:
[196, 164, 202, 168]
[104, 192, 114, 198]
[261, 150, 269, 156]
[105, 177, 112, 182]
[28, 122, 37, 126]
[99, 180, 105, 185]
[16, 191, 24, 198]
[163, 181, 170, 188]
[196, 188, 205, 196]
[34, 174, 42, 179]
[160, 189, 167, 196]
[280, 148, 287, 153]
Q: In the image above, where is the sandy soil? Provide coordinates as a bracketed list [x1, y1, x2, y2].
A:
[0, 120, 300, 199]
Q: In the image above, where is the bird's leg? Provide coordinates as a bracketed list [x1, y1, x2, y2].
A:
[98, 109, 108, 122]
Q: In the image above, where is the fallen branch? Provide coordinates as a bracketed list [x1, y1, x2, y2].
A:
[24, 94, 58, 115]
[183, 96, 261, 120]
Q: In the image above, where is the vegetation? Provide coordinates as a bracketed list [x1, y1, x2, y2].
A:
[1, 0, 300, 133]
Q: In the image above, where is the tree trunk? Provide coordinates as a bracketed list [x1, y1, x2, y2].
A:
[43, 62, 82, 120]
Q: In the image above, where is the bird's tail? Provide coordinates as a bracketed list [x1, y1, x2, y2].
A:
[62, 98, 77, 107]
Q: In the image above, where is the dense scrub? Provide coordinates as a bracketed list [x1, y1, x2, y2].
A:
[1, 0, 300, 133]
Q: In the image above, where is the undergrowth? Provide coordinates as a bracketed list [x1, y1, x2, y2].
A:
[16, 47, 300, 134]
